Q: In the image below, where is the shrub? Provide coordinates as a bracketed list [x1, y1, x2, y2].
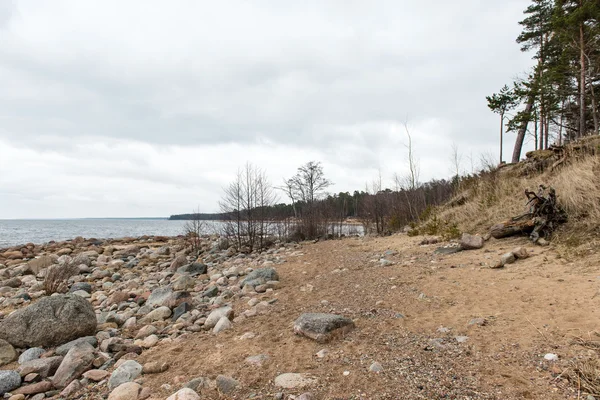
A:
[44, 260, 80, 295]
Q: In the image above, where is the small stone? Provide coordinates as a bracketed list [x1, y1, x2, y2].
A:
[55, 336, 98, 356]
[500, 252, 516, 266]
[0, 370, 21, 395]
[544, 353, 559, 361]
[297, 394, 314, 400]
[140, 334, 159, 348]
[52, 343, 95, 388]
[12, 381, 53, 395]
[369, 362, 383, 373]
[238, 332, 256, 340]
[245, 354, 269, 367]
[142, 361, 169, 374]
[343, 371, 350, 376]
[83, 369, 110, 381]
[512, 247, 529, 259]
[213, 316, 233, 334]
[18, 348, 45, 365]
[166, 388, 200, 400]
[274, 373, 316, 389]
[204, 307, 233, 329]
[135, 325, 157, 340]
[293, 313, 355, 343]
[455, 336, 469, 343]
[108, 360, 142, 390]
[59, 378, 82, 398]
[108, 381, 141, 400]
[460, 233, 484, 250]
[18, 356, 63, 378]
[0, 339, 16, 366]
[468, 318, 487, 326]
[316, 349, 328, 358]
[216, 375, 239, 395]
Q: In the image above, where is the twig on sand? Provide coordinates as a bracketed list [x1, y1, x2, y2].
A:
[525, 316, 548, 341]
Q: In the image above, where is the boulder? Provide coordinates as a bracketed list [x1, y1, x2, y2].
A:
[293, 313, 355, 343]
[0, 295, 97, 348]
[0, 339, 17, 366]
[0, 370, 21, 395]
[52, 343, 95, 388]
[108, 360, 142, 390]
[459, 233, 484, 250]
[239, 268, 279, 288]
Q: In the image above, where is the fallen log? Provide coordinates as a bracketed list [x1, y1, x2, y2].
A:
[490, 219, 535, 239]
[489, 185, 567, 242]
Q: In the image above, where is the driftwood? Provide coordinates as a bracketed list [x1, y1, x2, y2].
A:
[490, 185, 567, 242]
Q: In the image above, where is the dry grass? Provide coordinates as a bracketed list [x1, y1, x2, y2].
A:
[436, 154, 600, 244]
[44, 260, 80, 294]
[565, 358, 600, 397]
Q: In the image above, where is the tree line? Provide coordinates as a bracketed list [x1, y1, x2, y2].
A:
[487, 0, 600, 164]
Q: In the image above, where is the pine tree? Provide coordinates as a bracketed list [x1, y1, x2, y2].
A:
[486, 85, 518, 164]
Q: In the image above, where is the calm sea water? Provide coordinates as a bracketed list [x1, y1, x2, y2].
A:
[0, 219, 217, 248]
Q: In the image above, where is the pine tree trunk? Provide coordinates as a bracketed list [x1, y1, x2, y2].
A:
[500, 113, 504, 163]
[590, 77, 599, 135]
[579, 22, 586, 138]
[512, 95, 534, 163]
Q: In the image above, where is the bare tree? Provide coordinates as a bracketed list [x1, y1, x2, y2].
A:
[449, 142, 463, 190]
[220, 163, 277, 251]
[283, 161, 332, 239]
[404, 123, 420, 191]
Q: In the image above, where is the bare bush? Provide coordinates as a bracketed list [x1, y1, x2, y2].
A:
[44, 259, 80, 295]
[183, 208, 205, 256]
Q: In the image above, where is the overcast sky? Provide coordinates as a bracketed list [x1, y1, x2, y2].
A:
[0, 0, 534, 219]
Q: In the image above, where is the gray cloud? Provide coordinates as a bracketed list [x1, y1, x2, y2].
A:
[0, 0, 534, 218]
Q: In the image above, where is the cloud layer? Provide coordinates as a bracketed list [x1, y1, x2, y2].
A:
[0, 0, 534, 218]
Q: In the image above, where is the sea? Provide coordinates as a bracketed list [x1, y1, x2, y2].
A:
[0, 219, 213, 248]
[0, 219, 364, 249]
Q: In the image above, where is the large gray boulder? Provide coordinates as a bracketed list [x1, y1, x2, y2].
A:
[239, 267, 279, 288]
[293, 313, 355, 343]
[0, 294, 97, 348]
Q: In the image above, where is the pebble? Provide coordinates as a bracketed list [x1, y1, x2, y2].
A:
[369, 362, 383, 373]
[544, 353, 559, 361]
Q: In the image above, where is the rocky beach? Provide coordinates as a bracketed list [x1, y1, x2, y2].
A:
[0, 235, 305, 399]
[0, 231, 598, 399]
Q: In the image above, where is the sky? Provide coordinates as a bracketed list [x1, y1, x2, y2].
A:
[0, 0, 535, 219]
